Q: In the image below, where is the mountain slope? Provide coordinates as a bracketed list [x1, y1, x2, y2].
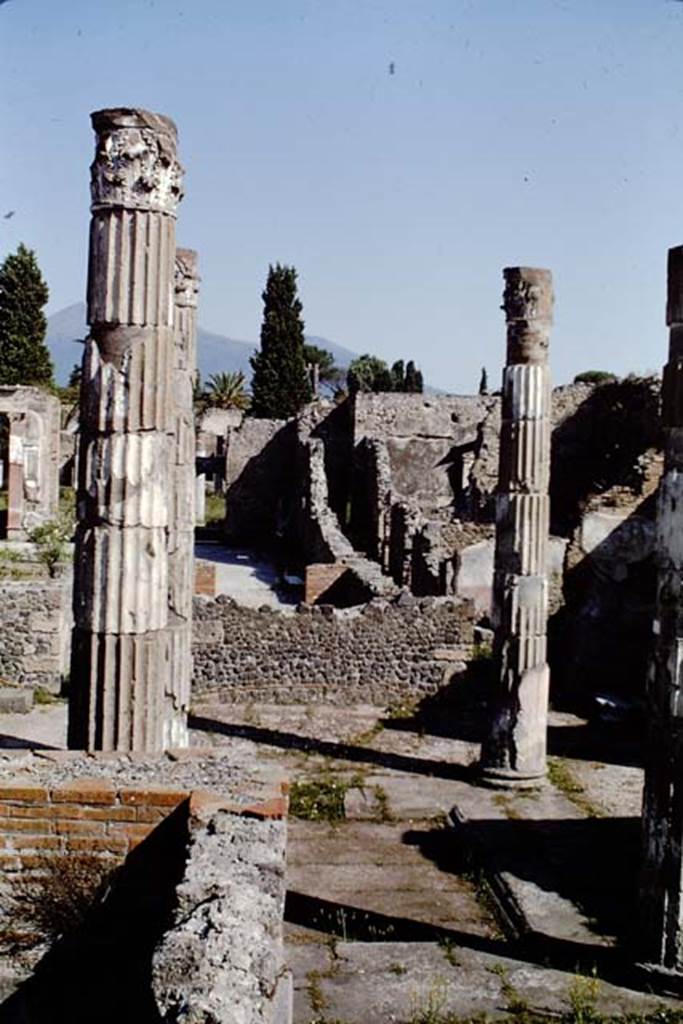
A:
[46, 303, 359, 385]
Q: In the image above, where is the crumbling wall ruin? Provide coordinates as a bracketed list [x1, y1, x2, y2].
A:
[0, 754, 289, 1024]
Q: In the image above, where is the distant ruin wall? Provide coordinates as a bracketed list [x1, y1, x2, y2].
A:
[0, 580, 71, 691]
[192, 595, 475, 704]
[352, 392, 494, 518]
[224, 418, 294, 544]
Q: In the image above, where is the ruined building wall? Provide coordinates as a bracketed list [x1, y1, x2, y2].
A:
[0, 387, 60, 539]
[223, 418, 295, 544]
[0, 580, 72, 692]
[192, 595, 474, 705]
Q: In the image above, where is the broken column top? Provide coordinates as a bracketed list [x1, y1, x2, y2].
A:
[175, 249, 200, 308]
[666, 246, 683, 329]
[503, 267, 553, 365]
[90, 106, 184, 215]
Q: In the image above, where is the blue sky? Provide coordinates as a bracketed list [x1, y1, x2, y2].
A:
[1, 0, 682, 390]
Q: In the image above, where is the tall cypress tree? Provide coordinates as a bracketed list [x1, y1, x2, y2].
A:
[0, 244, 53, 388]
[250, 263, 312, 418]
[404, 360, 424, 393]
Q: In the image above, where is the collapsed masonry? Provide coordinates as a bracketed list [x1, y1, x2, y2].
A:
[68, 108, 196, 753]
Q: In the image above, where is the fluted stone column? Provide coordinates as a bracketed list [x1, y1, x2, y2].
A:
[165, 249, 199, 748]
[639, 246, 683, 973]
[480, 267, 553, 785]
[68, 108, 184, 752]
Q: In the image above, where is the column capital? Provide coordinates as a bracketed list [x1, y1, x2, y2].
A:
[90, 107, 184, 215]
[175, 249, 200, 308]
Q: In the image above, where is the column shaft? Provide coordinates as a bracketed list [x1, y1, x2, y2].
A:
[165, 249, 199, 748]
[480, 267, 553, 784]
[640, 246, 683, 970]
[68, 108, 184, 752]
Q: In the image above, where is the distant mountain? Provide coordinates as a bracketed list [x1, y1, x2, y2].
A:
[46, 302, 359, 386]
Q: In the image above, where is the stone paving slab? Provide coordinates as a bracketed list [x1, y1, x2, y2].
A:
[287, 820, 497, 939]
[288, 941, 678, 1023]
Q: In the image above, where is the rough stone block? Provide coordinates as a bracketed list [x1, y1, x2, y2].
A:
[0, 687, 33, 714]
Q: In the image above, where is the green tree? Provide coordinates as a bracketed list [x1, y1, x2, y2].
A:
[250, 264, 312, 418]
[203, 371, 250, 411]
[573, 370, 618, 386]
[349, 353, 424, 395]
[347, 354, 390, 394]
[404, 360, 423, 393]
[0, 244, 53, 388]
[302, 343, 342, 391]
[391, 359, 405, 391]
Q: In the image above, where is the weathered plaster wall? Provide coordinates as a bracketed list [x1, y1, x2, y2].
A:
[192, 594, 474, 704]
[352, 392, 494, 518]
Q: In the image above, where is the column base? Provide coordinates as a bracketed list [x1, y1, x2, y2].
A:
[477, 764, 547, 790]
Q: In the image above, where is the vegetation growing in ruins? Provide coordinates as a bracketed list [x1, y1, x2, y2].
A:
[250, 263, 312, 418]
[202, 370, 250, 412]
[2, 854, 115, 951]
[0, 244, 54, 389]
[0, 546, 32, 580]
[289, 770, 368, 822]
[347, 353, 424, 395]
[547, 758, 604, 819]
[28, 510, 74, 578]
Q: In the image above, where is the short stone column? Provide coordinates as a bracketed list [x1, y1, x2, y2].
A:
[165, 249, 200, 748]
[480, 267, 553, 785]
[639, 246, 683, 972]
[68, 108, 184, 752]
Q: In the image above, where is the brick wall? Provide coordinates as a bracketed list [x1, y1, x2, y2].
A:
[0, 779, 188, 874]
[0, 759, 290, 1023]
[0, 776, 287, 877]
[304, 563, 349, 604]
[194, 560, 217, 597]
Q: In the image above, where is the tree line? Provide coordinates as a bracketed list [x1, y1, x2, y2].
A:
[0, 246, 425, 419]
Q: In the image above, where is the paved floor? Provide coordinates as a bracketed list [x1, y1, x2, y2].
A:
[0, 699, 677, 1020]
[194, 543, 300, 609]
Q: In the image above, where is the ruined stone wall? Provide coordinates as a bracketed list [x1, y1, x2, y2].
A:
[0, 580, 71, 691]
[352, 392, 494, 518]
[192, 595, 474, 704]
[224, 417, 294, 544]
[0, 753, 289, 1024]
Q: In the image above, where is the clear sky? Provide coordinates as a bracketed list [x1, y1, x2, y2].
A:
[1, 0, 682, 391]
